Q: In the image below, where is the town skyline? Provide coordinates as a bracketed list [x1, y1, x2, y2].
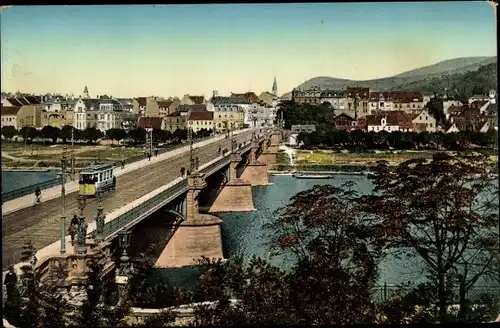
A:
[1, 2, 497, 98]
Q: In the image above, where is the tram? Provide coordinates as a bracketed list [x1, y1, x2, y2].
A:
[78, 163, 116, 198]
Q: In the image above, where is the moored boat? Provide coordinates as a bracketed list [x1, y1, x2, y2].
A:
[293, 173, 333, 179]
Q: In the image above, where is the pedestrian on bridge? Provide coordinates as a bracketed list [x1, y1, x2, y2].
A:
[4, 266, 18, 301]
[147, 152, 152, 161]
[121, 159, 125, 169]
[154, 148, 159, 157]
[69, 215, 79, 248]
[34, 185, 41, 204]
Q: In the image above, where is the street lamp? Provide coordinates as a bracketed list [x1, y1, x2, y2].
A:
[60, 152, 67, 254]
[116, 230, 132, 304]
[95, 195, 105, 243]
[76, 194, 87, 254]
[188, 127, 197, 174]
[145, 127, 153, 157]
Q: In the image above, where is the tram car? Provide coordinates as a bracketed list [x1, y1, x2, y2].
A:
[78, 163, 116, 198]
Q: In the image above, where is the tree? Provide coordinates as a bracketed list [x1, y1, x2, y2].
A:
[127, 128, 146, 144]
[106, 128, 127, 145]
[40, 125, 60, 144]
[83, 127, 103, 144]
[18, 126, 39, 141]
[2, 126, 17, 139]
[59, 125, 75, 143]
[193, 183, 383, 325]
[172, 128, 187, 142]
[425, 99, 446, 126]
[361, 153, 499, 322]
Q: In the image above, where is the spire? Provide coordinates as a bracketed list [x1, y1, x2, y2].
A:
[83, 85, 89, 99]
[272, 76, 278, 96]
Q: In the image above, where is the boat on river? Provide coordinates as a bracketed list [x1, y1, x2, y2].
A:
[293, 173, 333, 179]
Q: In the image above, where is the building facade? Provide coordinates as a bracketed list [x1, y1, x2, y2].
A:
[187, 110, 214, 133]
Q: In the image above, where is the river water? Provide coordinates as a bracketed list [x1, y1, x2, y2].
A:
[1, 171, 59, 194]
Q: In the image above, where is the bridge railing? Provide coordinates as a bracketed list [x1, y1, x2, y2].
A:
[1, 177, 61, 203]
[100, 145, 252, 239]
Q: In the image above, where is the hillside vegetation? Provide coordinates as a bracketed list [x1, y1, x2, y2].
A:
[282, 56, 496, 96]
[395, 62, 497, 99]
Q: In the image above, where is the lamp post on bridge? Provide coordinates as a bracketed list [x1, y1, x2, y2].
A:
[116, 230, 132, 304]
[76, 194, 87, 254]
[60, 151, 67, 254]
[188, 126, 199, 174]
[145, 126, 153, 159]
[95, 193, 105, 243]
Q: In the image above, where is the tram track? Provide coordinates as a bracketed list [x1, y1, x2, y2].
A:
[2, 133, 253, 268]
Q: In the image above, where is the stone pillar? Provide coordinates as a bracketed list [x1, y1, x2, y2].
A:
[239, 140, 270, 186]
[185, 173, 207, 222]
[209, 152, 255, 212]
[155, 172, 225, 268]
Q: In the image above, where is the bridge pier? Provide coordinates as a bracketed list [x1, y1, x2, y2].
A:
[156, 172, 224, 268]
[239, 139, 270, 186]
[258, 134, 279, 165]
[209, 152, 255, 212]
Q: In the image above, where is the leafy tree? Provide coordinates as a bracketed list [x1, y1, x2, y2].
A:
[172, 128, 187, 142]
[425, 99, 446, 126]
[18, 126, 39, 141]
[2, 125, 17, 139]
[58, 125, 76, 143]
[361, 153, 499, 322]
[106, 128, 127, 145]
[40, 125, 60, 144]
[83, 127, 103, 144]
[193, 183, 383, 325]
[127, 128, 146, 144]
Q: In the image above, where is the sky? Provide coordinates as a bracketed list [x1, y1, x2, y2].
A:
[0, 2, 497, 98]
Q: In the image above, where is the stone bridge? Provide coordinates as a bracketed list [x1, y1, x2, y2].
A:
[14, 130, 282, 285]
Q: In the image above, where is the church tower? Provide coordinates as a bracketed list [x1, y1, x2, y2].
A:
[82, 85, 90, 99]
[272, 76, 278, 97]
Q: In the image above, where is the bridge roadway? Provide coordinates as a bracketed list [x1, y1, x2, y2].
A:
[2, 130, 256, 269]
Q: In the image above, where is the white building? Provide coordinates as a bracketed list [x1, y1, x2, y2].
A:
[411, 109, 437, 132]
[1, 106, 19, 129]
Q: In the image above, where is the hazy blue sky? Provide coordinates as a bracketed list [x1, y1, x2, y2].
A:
[1, 2, 497, 98]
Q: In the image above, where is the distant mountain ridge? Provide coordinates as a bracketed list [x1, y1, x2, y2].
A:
[282, 56, 496, 98]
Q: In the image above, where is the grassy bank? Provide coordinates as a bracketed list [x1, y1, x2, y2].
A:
[279, 149, 498, 166]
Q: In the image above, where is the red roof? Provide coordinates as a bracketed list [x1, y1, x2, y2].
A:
[470, 100, 488, 109]
[166, 111, 182, 117]
[187, 111, 213, 121]
[188, 96, 205, 104]
[347, 87, 370, 99]
[157, 100, 173, 108]
[138, 117, 164, 129]
[365, 111, 413, 128]
[1, 105, 21, 116]
[369, 91, 423, 102]
[231, 92, 261, 103]
[135, 97, 147, 107]
[178, 104, 206, 112]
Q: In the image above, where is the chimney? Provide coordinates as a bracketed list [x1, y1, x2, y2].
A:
[213, 90, 218, 98]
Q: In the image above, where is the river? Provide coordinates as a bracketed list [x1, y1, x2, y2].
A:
[152, 174, 436, 290]
[1, 171, 59, 194]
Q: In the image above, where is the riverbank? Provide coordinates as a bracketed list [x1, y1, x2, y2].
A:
[1, 167, 60, 172]
[277, 148, 498, 167]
